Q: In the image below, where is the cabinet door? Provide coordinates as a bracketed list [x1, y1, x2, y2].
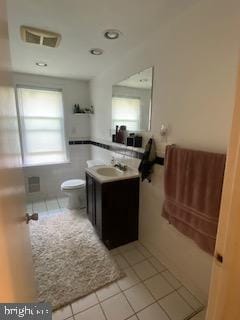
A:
[101, 178, 139, 248]
[95, 181, 102, 239]
[86, 174, 96, 225]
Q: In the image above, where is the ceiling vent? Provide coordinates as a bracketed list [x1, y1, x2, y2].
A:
[20, 26, 61, 48]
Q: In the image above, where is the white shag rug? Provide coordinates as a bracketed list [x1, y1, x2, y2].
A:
[30, 210, 122, 310]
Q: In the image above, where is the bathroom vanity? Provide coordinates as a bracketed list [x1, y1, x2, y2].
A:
[85, 165, 139, 249]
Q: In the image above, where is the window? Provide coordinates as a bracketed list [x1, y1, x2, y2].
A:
[112, 96, 140, 131]
[17, 87, 68, 166]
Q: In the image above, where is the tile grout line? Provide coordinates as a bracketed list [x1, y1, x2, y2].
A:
[155, 289, 199, 320]
[136, 242, 173, 274]
[117, 268, 173, 319]
[95, 269, 163, 320]
[69, 303, 75, 320]
[115, 249, 191, 320]
[135, 248, 205, 313]
[97, 285, 136, 319]
[115, 251, 179, 291]
[132, 241, 170, 272]
[45, 198, 61, 213]
[137, 283, 175, 319]
[147, 258, 167, 273]
[70, 298, 99, 318]
[184, 309, 204, 320]
[177, 292, 204, 315]
[115, 281, 139, 320]
[141, 248, 205, 312]
[176, 286, 204, 312]
[95, 288, 110, 320]
[157, 271, 204, 314]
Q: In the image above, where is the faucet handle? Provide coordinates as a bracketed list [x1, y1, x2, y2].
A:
[114, 161, 127, 171]
[111, 156, 115, 165]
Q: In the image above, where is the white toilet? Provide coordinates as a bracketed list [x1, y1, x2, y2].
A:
[61, 179, 86, 209]
[61, 159, 105, 210]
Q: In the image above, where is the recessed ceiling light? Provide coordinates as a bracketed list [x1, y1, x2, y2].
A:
[104, 29, 121, 40]
[89, 48, 104, 55]
[36, 62, 47, 67]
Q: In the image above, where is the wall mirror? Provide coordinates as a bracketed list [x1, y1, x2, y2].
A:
[112, 67, 153, 137]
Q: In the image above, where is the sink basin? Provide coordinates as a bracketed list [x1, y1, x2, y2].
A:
[86, 164, 139, 183]
[96, 166, 123, 177]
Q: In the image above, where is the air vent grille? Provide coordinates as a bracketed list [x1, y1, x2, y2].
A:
[42, 36, 58, 48]
[21, 26, 61, 48]
[25, 30, 41, 44]
[28, 176, 40, 193]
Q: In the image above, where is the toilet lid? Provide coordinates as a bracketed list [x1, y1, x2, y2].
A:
[61, 179, 85, 190]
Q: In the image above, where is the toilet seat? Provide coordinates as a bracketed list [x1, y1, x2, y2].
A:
[61, 179, 85, 191]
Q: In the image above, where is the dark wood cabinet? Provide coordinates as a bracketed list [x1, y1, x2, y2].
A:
[86, 174, 95, 225]
[86, 173, 139, 249]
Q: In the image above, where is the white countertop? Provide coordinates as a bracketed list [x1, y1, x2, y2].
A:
[85, 165, 140, 184]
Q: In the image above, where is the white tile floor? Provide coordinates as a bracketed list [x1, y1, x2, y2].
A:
[26, 197, 69, 217]
[28, 198, 206, 320]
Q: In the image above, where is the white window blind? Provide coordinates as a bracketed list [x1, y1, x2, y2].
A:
[17, 87, 68, 166]
[112, 96, 140, 131]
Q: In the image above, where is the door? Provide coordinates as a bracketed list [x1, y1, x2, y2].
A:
[206, 61, 240, 319]
[0, 0, 37, 302]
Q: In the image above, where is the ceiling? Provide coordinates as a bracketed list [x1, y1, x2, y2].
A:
[117, 67, 153, 89]
[7, 0, 196, 80]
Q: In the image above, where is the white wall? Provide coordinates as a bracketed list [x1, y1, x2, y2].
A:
[13, 73, 91, 200]
[90, 0, 240, 303]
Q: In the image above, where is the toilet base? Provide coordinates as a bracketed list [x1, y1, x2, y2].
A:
[64, 189, 86, 210]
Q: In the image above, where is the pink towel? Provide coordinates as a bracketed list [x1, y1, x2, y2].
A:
[162, 145, 226, 255]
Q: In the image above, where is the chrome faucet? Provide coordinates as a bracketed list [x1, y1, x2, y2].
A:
[114, 161, 127, 171]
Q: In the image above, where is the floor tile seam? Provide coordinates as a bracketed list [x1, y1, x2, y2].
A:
[156, 291, 197, 320]
[98, 287, 136, 320]
[176, 287, 204, 311]
[95, 287, 108, 320]
[70, 297, 100, 317]
[147, 257, 167, 273]
[177, 292, 204, 313]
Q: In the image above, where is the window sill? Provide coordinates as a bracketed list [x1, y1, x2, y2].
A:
[23, 160, 71, 168]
